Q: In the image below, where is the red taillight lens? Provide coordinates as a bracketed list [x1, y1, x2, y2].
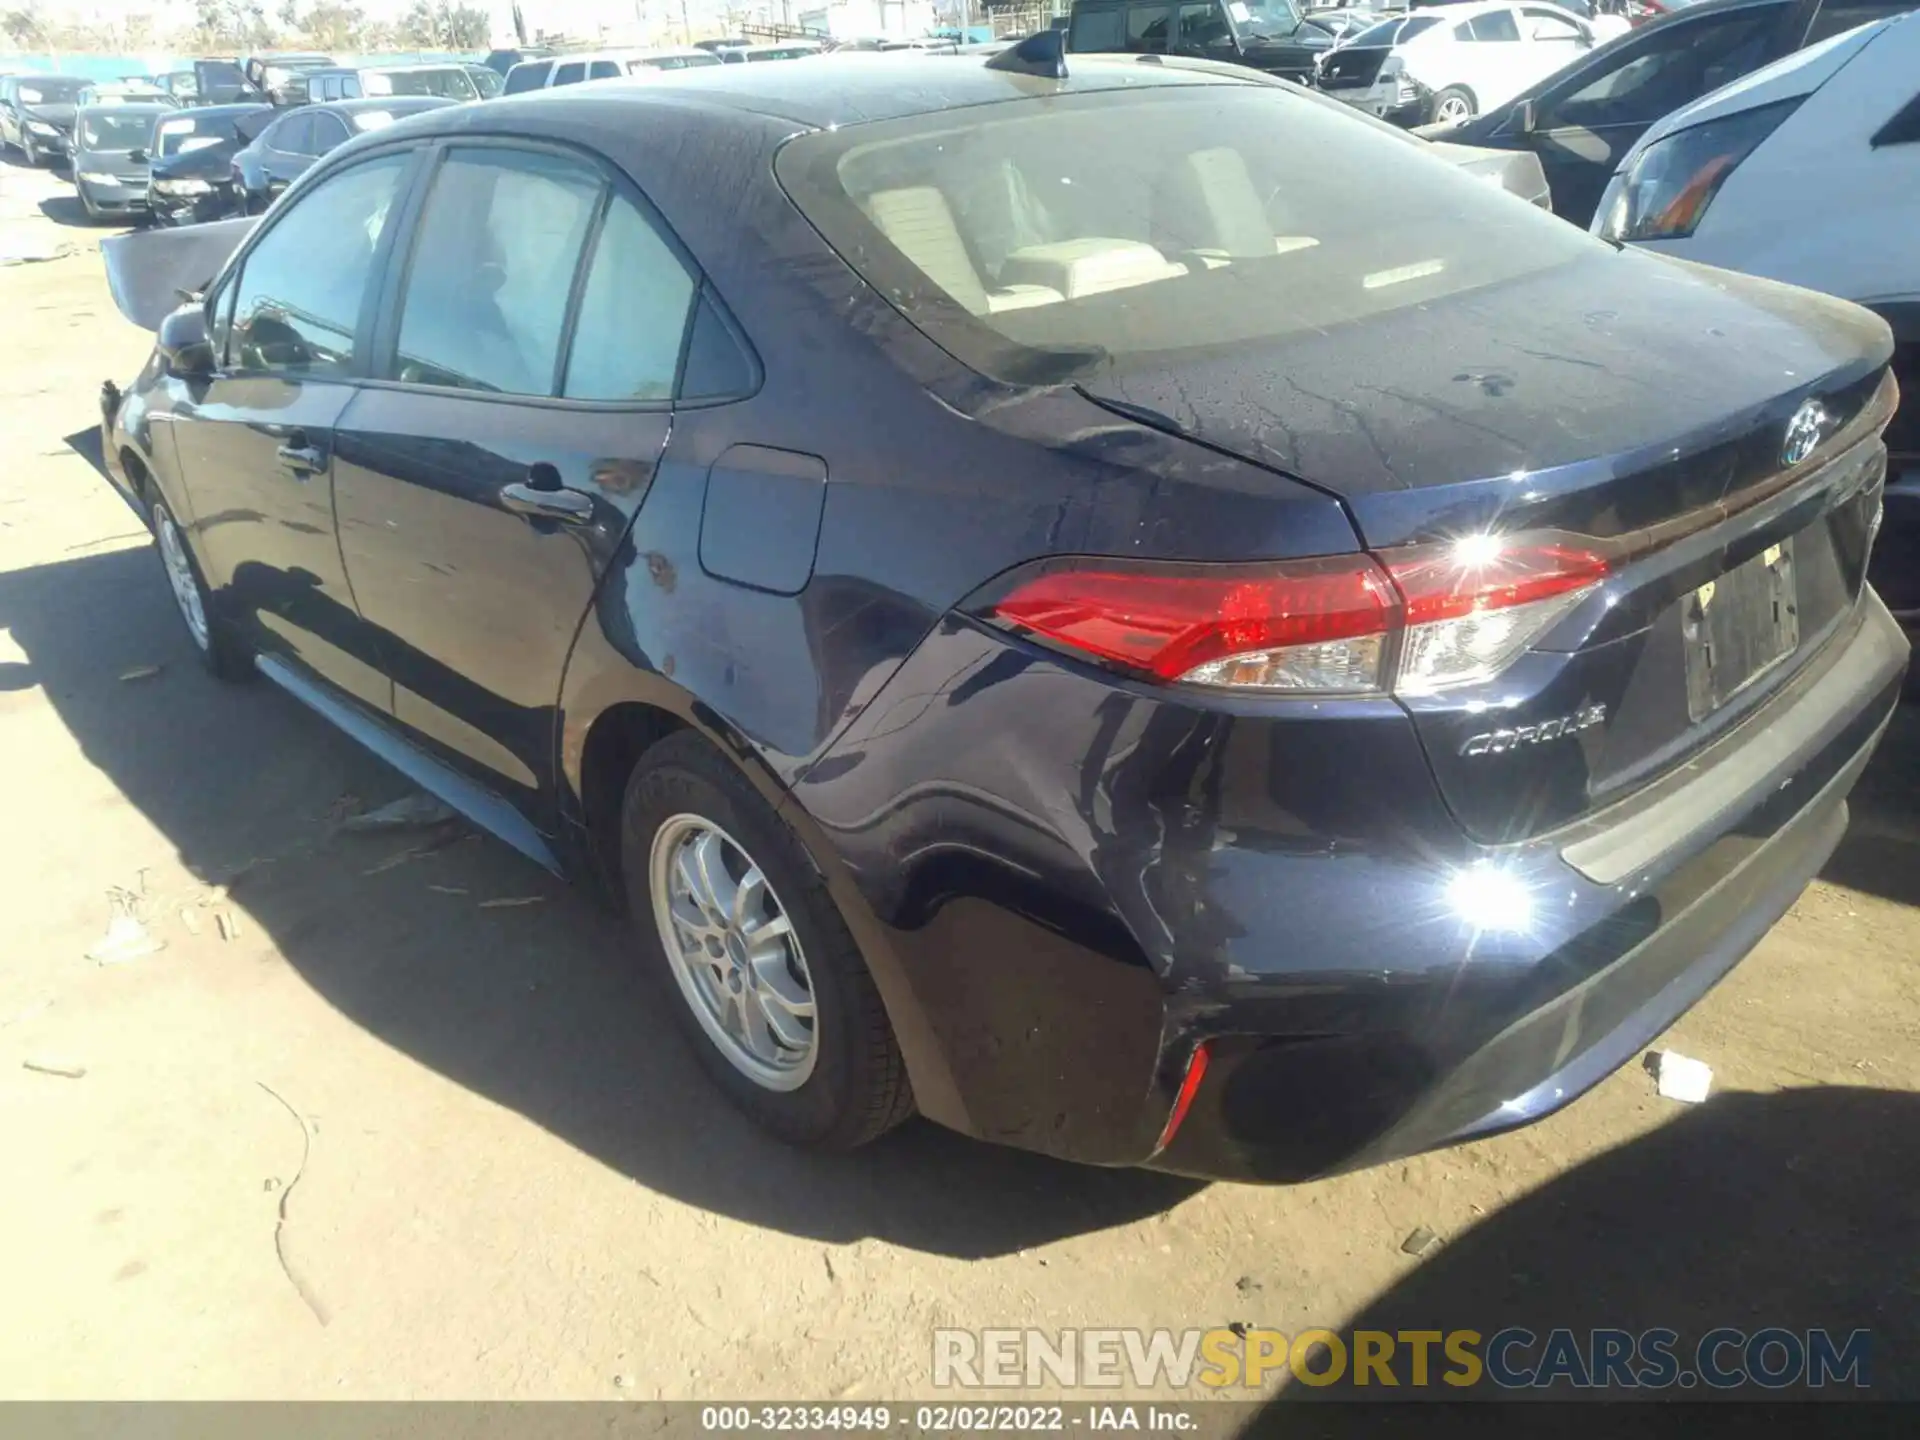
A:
[986, 555, 1398, 693]
[1156, 1042, 1211, 1153]
[976, 534, 1611, 696]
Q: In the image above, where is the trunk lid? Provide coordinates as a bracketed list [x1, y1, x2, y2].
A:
[1079, 252, 1896, 842]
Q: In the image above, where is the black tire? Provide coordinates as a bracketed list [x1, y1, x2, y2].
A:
[620, 731, 913, 1150]
[1431, 87, 1477, 125]
[148, 491, 252, 682]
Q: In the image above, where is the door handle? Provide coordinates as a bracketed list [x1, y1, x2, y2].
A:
[501, 480, 594, 524]
[275, 442, 324, 473]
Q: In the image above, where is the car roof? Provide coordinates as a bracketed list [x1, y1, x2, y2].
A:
[448, 51, 1260, 129]
[174, 101, 273, 118]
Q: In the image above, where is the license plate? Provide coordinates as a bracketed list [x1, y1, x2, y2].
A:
[1682, 539, 1800, 720]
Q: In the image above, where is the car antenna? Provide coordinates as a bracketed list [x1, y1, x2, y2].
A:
[986, 29, 1068, 79]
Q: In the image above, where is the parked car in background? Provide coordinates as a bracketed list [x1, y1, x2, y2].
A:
[69, 101, 174, 222]
[1067, 0, 1338, 82]
[147, 103, 273, 226]
[1315, 1, 1598, 125]
[288, 64, 486, 104]
[505, 47, 724, 91]
[482, 45, 554, 77]
[0, 74, 90, 165]
[1594, 11, 1920, 635]
[1422, 0, 1917, 224]
[99, 52, 1907, 1181]
[231, 96, 453, 213]
[244, 53, 335, 105]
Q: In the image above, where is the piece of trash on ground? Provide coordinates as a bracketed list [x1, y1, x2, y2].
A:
[479, 895, 545, 909]
[22, 1059, 87, 1079]
[362, 847, 429, 876]
[1644, 1049, 1713, 1103]
[117, 664, 162, 682]
[339, 793, 457, 832]
[178, 907, 201, 936]
[215, 910, 242, 941]
[428, 884, 468, 895]
[1400, 1226, 1440, 1257]
[87, 914, 163, 965]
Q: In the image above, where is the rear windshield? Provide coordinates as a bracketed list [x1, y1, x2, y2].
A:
[777, 85, 1595, 385]
[155, 112, 243, 154]
[503, 60, 553, 92]
[79, 113, 155, 150]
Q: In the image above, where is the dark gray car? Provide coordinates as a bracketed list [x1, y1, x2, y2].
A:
[0, 73, 90, 165]
[231, 96, 454, 214]
[71, 102, 176, 222]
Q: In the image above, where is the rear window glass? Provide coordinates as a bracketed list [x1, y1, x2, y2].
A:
[776, 85, 1595, 385]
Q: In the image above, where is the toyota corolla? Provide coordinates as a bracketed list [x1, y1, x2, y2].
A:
[97, 42, 1906, 1181]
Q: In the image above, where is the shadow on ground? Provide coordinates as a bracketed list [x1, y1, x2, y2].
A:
[36, 193, 101, 228]
[0, 541, 1200, 1259]
[1254, 1086, 1918, 1414]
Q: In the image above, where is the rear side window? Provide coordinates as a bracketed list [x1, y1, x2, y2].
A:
[503, 60, 552, 93]
[563, 198, 698, 400]
[554, 61, 587, 85]
[268, 112, 315, 154]
[227, 154, 409, 377]
[1463, 10, 1522, 41]
[309, 112, 349, 154]
[777, 86, 1595, 385]
[589, 60, 621, 79]
[391, 149, 603, 395]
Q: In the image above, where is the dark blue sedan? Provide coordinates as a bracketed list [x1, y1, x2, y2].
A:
[98, 44, 1907, 1180]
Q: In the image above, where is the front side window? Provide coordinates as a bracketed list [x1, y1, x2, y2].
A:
[470, 67, 503, 97]
[1523, 8, 1588, 44]
[563, 197, 698, 401]
[391, 149, 603, 395]
[1540, 9, 1776, 129]
[1176, 3, 1238, 53]
[778, 85, 1596, 386]
[590, 60, 622, 78]
[554, 61, 587, 85]
[1128, 4, 1175, 49]
[227, 153, 410, 377]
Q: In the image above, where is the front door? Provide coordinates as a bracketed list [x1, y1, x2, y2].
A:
[170, 149, 416, 712]
[331, 143, 700, 815]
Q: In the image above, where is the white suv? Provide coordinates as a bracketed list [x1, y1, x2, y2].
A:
[502, 47, 722, 94]
[1315, 2, 1598, 126]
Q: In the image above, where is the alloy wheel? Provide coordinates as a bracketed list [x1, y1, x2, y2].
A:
[156, 510, 210, 652]
[648, 814, 818, 1091]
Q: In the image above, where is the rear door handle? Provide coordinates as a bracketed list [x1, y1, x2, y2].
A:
[275, 443, 324, 473]
[501, 481, 594, 524]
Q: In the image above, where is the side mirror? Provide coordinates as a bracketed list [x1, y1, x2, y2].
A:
[1517, 98, 1538, 135]
[158, 304, 215, 378]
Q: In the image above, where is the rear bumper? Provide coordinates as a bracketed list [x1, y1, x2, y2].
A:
[797, 593, 1907, 1181]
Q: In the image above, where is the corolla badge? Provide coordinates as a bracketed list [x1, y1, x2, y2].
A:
[1461, 703, 1607, 758]
[1782, 399, 1829, 467]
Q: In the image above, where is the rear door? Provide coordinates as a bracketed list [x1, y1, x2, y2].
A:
[168, 149, 419, 711]
[1523, 0, 1795, 223]
[256, 110, 313, 198]
[329, 142, 702, 815]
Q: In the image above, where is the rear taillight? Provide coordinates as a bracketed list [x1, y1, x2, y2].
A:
[975, 533, 1610, 697]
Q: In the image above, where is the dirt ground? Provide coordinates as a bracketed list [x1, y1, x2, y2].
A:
[2, 151, 1917, 1404]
